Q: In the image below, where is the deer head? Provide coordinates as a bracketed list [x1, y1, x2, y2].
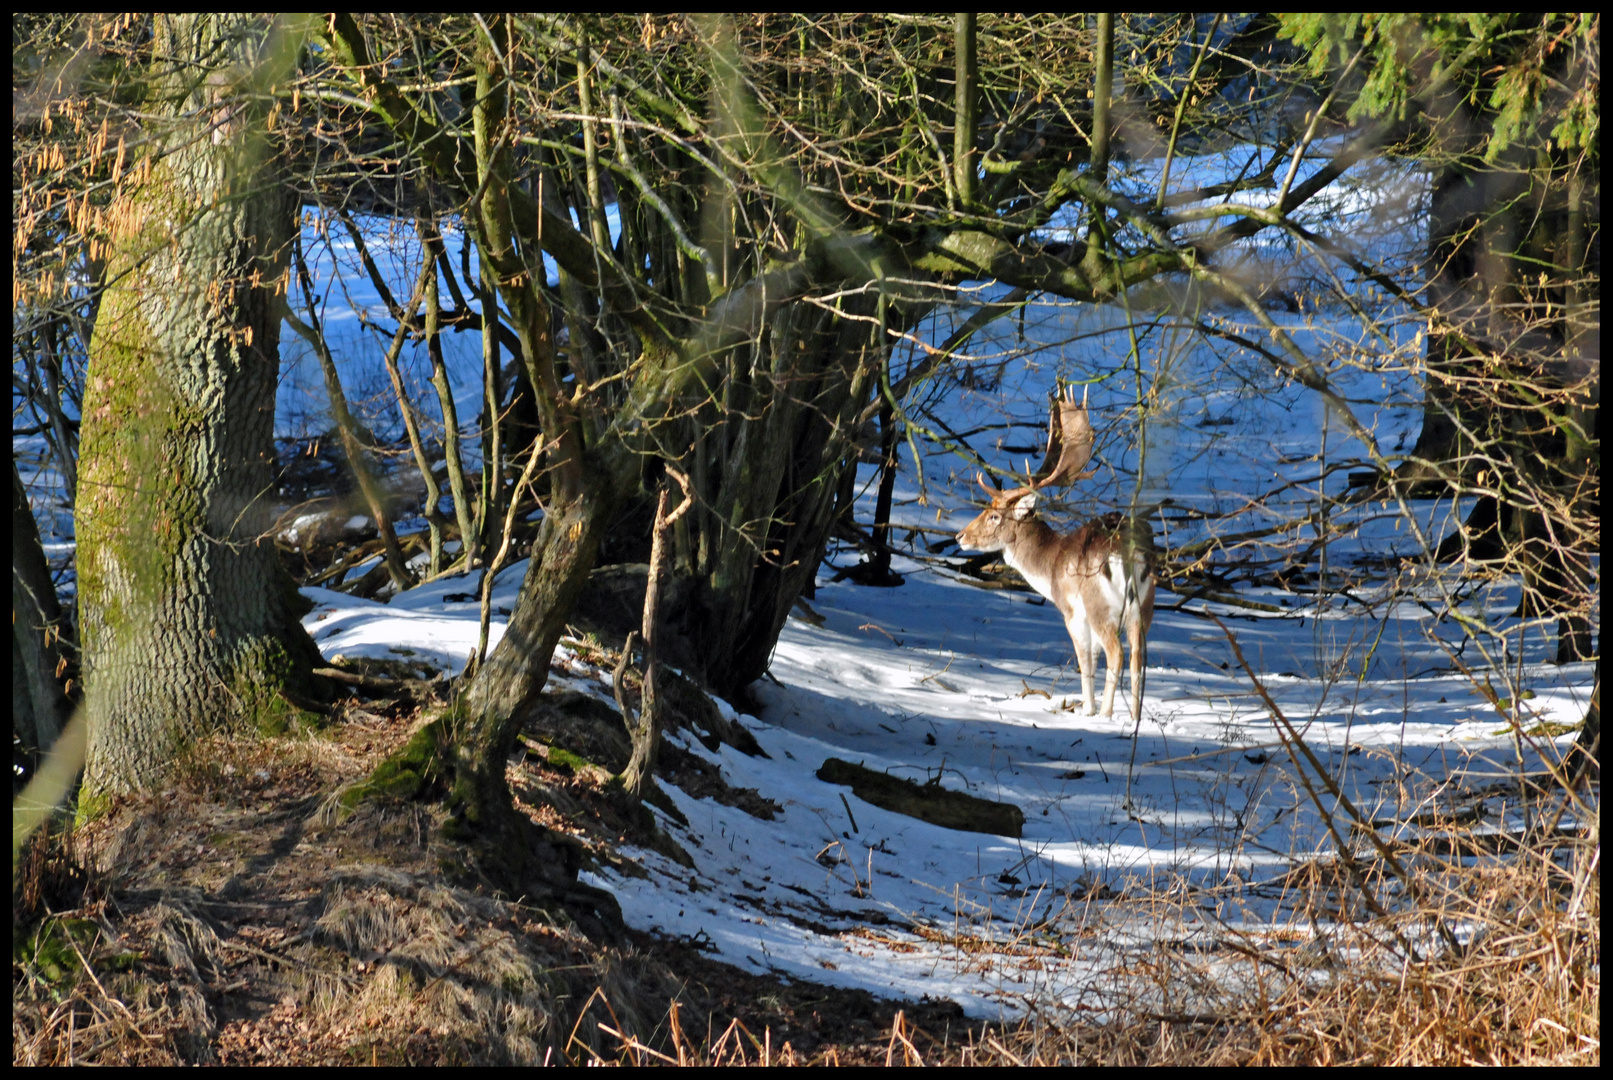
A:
[957, 385, 1094, 552]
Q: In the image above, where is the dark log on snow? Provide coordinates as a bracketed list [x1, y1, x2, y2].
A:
[816, 757, 1024, 838]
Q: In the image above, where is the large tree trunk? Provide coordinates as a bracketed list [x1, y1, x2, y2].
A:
[78, 14, 321, 798]
[1402, 152, 1598, 666]
[1399, 158, 1524, 489]
[674, 303, 883, 700]
[431, 487, 622, 928]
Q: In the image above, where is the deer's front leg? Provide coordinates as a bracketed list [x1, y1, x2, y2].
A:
[1065, 611, 1098, 716]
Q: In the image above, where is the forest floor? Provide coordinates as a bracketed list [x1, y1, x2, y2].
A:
[13, 546, 1599, 1064]
[13, 675, 998, 1066]
[13, 414, 1599, 1066]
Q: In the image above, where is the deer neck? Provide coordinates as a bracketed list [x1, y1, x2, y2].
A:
[999, 516, 1062, 600]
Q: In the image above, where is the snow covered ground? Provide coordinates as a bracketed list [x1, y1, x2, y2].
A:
[18, 198, 1594, 1020]
[280, 260, 1592, 1017]
[301, 494, 1593, 1018]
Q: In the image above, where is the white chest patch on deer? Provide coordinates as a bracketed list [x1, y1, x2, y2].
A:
[1002, 547, 1054, 602]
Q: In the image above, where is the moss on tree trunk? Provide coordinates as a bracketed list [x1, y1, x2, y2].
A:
[345, 490, 625, 930]
[78, 14, 323, 798]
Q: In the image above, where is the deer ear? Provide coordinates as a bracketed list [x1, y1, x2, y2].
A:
[1010, 492, 1037, 519]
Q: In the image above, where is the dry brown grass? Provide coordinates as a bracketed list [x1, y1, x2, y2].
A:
[11, 698, 677, 1066]
[921, 774, 1601, 1067]
[13, 678, 1600, 1067]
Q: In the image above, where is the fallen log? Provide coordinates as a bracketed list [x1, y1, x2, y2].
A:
[815, 758, 1024, 838]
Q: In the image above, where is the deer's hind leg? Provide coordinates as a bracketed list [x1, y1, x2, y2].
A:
[1126, 571, 1155, 724]
[1124, 618, 1145, 724]
[1089, 559, 1128, 718]
[1096, 620, 1123, 718]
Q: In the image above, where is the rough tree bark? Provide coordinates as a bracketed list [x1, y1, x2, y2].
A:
[671, 301, 885, 699]
[78, 13, 323, 798]
[1404, 151, 1597, 665]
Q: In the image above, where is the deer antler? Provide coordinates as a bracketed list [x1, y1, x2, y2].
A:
[1027, 383, 1095, 490]
[974, 384, 1095, 505]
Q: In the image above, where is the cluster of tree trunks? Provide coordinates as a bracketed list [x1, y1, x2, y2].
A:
[11, 14, 1594, 900]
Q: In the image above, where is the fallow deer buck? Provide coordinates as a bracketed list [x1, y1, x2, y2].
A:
[956, 387, 1157, 723]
